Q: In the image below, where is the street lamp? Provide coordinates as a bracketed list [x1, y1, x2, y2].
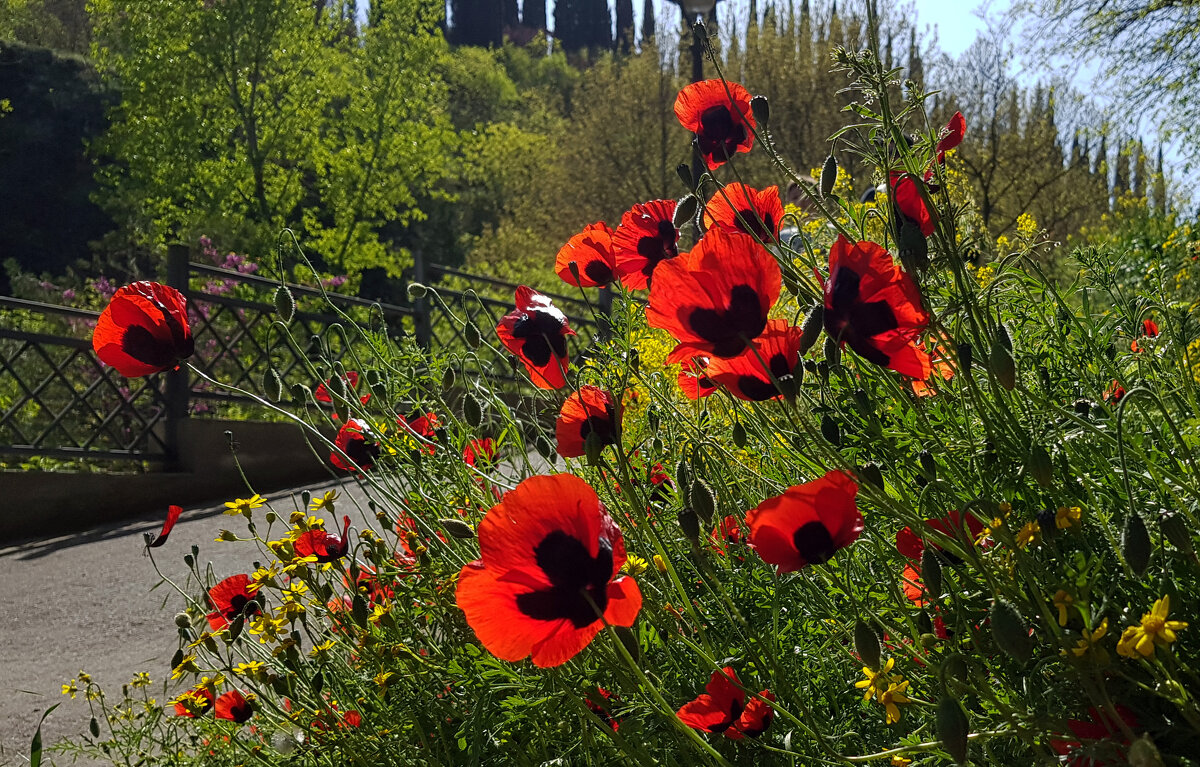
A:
[676, 0, 717, 187]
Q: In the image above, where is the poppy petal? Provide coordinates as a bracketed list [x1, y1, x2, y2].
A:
[147, 504, 183, 548]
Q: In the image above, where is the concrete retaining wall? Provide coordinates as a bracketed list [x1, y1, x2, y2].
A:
[1, 419, 336, 541]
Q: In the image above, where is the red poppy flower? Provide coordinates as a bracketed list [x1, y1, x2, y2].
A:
[704, 319, 803, 401]
[901, 563, 926, 606]
[585, 687, 621, 731]
[1104, 380, 1125, 404]
[677, 667, 774, 739]
[677, 358, 718, 399]
[331, 418, 380, 471]
[556, 223, 616, 288]
[713, 515, 744, 558]
[398, 411, 439, 455]
[214, 690, 253, 723]
[612, 200, 680, 290]
[147, 504, 183, 548]
[1143, 319, 1159, 337]
[174, 687, 214, 718]
[890, 172, 936, 236]
[294, 515, 352, 563]
[455, 474, 642, 668]
[909, 340, 955, 397]
[674, 79, 756, 170]
[822, 236, 931, 379]
[92, 281, 194, 378]
[703, 183, 784, 242]
[314, 371, 372, 406]
[496, 287, 575, 389]
[463, 438, 496, 467]
[206, 574, 261, 630]
[935, 111, 966, 165]
[341, 710, 363, 728]
[745, 470, 862, 574]
[555, 386, 621, 459]
[895, 510, 985, 563]
[1049, 705, 1138, 767]
[647, 226, 782, 361]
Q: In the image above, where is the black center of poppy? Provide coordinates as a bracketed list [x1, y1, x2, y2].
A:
[345, 435, 380, 467]
[223, 593, 259, 621]
[637, 220, 680, 277]
[792, 520, 837, 565]
[583, 260, 614, 285]
[735, 352, 795, 401]
[151, 297, 194, 360]
[697, 105, 747, 161]
[578, 404, 617, 446]
[686, 285, 767, 358]
[515, 530, 614, 628]
[825, 266, 900, 367]
[710, 697, 744, 734]
[121, 324, 180, 369]
[736, 207, 773, 241]
[513, 311, 569, 367]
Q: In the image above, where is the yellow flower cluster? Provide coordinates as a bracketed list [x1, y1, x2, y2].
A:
[854, 658, 911, 724]
[1117, 595, 1187, 659]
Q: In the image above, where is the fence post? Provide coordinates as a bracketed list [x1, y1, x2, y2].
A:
[164, 244, 190, 472]
[412, 248, 432, 349]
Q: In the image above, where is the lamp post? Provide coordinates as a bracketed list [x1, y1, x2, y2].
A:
[676, 0, 716, 188]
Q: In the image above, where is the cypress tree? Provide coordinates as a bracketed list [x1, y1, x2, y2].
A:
[451, 0, 502, 46]
[1133, 139, 1147, 199]
[1154, 146, 1167, 214]
[1113, 139, 1130, 195]
[907, 29, 923, 91]
[503, 0, 519, 28]
[640, 0, 655, 42]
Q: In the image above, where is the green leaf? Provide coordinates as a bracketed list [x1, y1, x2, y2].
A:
[31, 703, 60, 767]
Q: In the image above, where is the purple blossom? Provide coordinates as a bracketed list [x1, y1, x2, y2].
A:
[62, 288, 76, 301]
[92, 276, 116, 300]
[323, 275, 348, 289]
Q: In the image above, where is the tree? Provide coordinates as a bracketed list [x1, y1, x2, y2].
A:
[554, 0, 611, 51]
[615, 0, 634, 52]
[89, 0, 453, 276]
[640, 0, 655, 42]
[1024, 0, 1200, 165]
[450, 0, 502, 46]
[523, 0, 546, 30]
[0, 0, 89, 54]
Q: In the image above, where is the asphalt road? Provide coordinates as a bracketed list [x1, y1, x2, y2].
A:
[0, 476, 375, 767]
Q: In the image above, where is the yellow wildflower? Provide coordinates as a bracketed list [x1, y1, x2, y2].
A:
[248, 615, 289, 645]
[1056, 506, 1082, 530]
[1053, 590, 1075, 626]
[368, 602, 392, 625]
[879, 680, 911, 724]
[310, 490, 338, 513]
[170, 653, 198, 680]
[891, 757, 912, 767]
[623, 554, 649, 576]
[1117, 595, 1188, 659]
[374, 671, 396, 689]
[224, 494, 265, 517]
[172, 689, 212, 716]
[855, 657, 895, 702]
[1069, 618, 1110, 665]
[62, 680, 78, 699]
[309, 640, 337, 659]
[249, 563, 281, 591]
[215, 530, 238, 542]
[1016, 521, 1041, 548]
[652, 554, 668, 573]
[233, 661, 265, 678]
[129, 672, 151, 688]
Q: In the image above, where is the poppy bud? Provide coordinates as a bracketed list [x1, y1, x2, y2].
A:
[1036, 508, 1057, 539]
[584, 432, 606, 465]
[174, 612, 191, 628]
[860, 462, 884, 489]
[677, 162, 694, 190]
[184, 554, 194, 568]
[535, 434, 554, 461]
[615, 625, 640, 663]
[922, 548, 942, 600]
[676, 459, 691, 494]
[939, 654, 969, 692]
[853, 388, 871, 417]
[1123, 512, 1151, 576]
[821, 415, 841, 446]
[988, 338, 1016, 390]
[463, 394, 483, 428]
[958, 341, 972, 376]
[227, 613, 245, 642]
[936, 696, 970, 764]
[407, 283, 428, 300]
[170, 648, 184, 671]
[678, 509, 701, 541]
[898, 219, 929, 272]
[798, 305, 824, 354]
[1128, 735, 1165, 767]
[1028, 444, 1052, 487]
[751, 95, 770, 126]
[920, 632, 939, 649]
[440, 518, 475, 539]
[89, 716, 100, 738]
[1160, 512, 1194, 557]
[820, 154, 838, 199]
[782, 273, 801, 297]
[990, 599, 1033, 662]
[351, 594, 369, 626]
[732, 422, 747, 448]
[691, 18, 706, 45]
[463, 322, 481, 349]
[916, 610, 933, 635]
[823, 335, 841, 366]
[854, 619, 881, 670]
[272, 284, 295, 323]
[690, 479, 716, 522]
[674, 195, 699, 229]
[263, 369, 283, 402]
[919, 450, 937, 480]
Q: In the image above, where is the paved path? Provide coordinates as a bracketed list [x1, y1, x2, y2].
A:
[0, 477, 375, 766]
